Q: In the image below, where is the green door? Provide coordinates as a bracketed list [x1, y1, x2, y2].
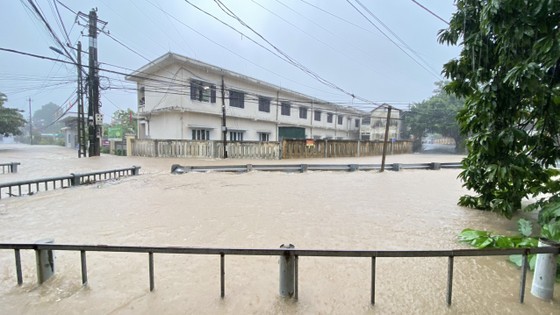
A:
[278, 127, 305, 140]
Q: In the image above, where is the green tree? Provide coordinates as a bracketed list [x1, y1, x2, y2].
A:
[110, 108, 137, 134]
[33, 102, 62, 134]
[404, 81, 465, 152]
[439, 0, 560, 218]
[0, 92, 26, 135]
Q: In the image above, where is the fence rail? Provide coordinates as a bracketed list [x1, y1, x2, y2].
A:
[0, 162, 20, 174]
[1, 242, 557, 306]
[0, 166, 141, 199]
[171, 162, 462, 174]
[130, 139, 413, 160]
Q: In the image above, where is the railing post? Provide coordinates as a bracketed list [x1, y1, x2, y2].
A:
[10, 162, 19, 173]
[70, 173, 81, 186]
[447, 256, 454, 306]
[149, 252, 154, 291]
[279, 244, 295, 298]
[371, 256, 376, 305]
[81, 250, 88, 285]
[520, 252, 528, 303]
[35, 238, 55, 284]
[132, 166, 141, 176]
[531, 238, 558, 300]
[294, 255, 299, 300]
[15, 249, 23, 285]
[220, 253, 225, 298]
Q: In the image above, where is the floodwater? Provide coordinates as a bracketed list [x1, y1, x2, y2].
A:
[0, 144, 558, 314]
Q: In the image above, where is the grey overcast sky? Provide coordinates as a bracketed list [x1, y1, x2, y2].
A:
[0, 0, 460, 123]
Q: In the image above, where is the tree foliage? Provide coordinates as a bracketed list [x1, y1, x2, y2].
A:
[0, 92, 26, 135]
[33, 102, 62, 134]
[439, 0, 560, 218]
[110, 108, 137, 134]
[404, 81, 465, 152]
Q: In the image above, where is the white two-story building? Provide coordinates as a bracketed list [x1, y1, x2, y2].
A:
[126, 53, 368, 142]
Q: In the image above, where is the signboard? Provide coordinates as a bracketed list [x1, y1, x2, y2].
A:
[108, 126, 124, 141]
[306, 139, 315, 147]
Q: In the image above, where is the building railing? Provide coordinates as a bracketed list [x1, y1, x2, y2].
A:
[0, 242, 557, 306]
[0, 166, 141, 199]
[0, 162, 20, 174]
[170, 162, 462, 173]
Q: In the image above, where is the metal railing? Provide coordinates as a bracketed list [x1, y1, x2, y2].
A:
[171, 162, 462, 174]
[1, 242, 557, 306]
[0, 166, 141, 199]
[0, 162, 20, 174]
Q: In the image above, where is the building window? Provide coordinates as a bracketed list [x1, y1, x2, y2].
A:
[299, 107, 308, 119]
[229, 90, 245, 108]
[314, 110, 321, 121]
[327, 113, 333, 123]
[258, 96, 271, 113]
[192, 129, 210, 140]
[281, 101, 291, 116]
[230, 131, 244, 141]
[362, 117, 371, 125]
[258, 132, 270, 142]
[355, 119, 360, 127]
[138, 86, 145, 108]
[190, 79, 216, 103]
[338, 115, 344, 125]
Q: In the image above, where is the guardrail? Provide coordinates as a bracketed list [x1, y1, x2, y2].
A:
[0, 166, 141, 199]
[0, 243, 557, 306]
[0, 162, 20, 174]
[171, 162, 463, 174]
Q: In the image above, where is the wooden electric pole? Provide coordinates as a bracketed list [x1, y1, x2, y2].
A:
[380, 105, 392, 172]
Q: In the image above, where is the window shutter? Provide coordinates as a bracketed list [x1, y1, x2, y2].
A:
[210, 85, 217, 103]
[190, 80, 196, 100]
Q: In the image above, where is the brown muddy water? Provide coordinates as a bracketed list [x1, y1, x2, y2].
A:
[0, 144, 558, 314]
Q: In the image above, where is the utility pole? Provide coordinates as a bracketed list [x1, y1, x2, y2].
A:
[28, 98, 32, 145]
[87, 9, 101, 157]
[380, 105, 392, 172]
[221, 76, 228, 159]
[77, 41, 87, 158]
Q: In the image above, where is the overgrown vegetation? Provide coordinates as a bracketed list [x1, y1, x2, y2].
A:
[403, 81, 465, 153]
[0, 91, 26, 135]
[439, 0, 560, 219]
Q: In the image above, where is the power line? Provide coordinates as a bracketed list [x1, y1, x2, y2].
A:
[204, 0, 378, 105]
[410, 0, 449, 25]
[346, 0, 441, 80]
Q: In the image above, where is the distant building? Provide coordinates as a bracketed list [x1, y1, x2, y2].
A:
[360, 105, 401, 141]
[126, 53, 368, 142]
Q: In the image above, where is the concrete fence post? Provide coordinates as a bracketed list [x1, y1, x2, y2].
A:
[35, 238, 55, 284]
[132, 166, 141, 176]
[247, 164, 253, 172]
[10, 162, 19, 173]
[279, 243, 295, 298]
[70, 173, 81, 186]
[531, 238, 558, 300]
[430, 162, 441, 170]
[392, 163, 401, 171]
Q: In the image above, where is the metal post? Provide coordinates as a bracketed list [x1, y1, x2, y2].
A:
[520, 252, 528, 303]
[371, 257, 376, 305]
[447, 256, 454, 306]
[279, 244, 295, 298]
[81, 250, 88, 285]
[220, 253, 225, 298]
[380, 106, 392, 172]
[294, 255, 299, 300]
[15, 249, 22, 285]
[35, 238, 55, 284]
[531, 238, 558, 300]
[149, 252, 154, 291]
[10, 162, 18, 173]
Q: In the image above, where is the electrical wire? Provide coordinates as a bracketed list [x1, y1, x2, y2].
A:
[410, 0, 449, 25]
[346, 0, 441, 80]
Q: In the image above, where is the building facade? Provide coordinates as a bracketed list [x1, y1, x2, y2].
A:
[360, 105, 401, 141]
[126, 53, 368, 142]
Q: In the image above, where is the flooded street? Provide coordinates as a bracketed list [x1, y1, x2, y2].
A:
[0, 144, 558, 314]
